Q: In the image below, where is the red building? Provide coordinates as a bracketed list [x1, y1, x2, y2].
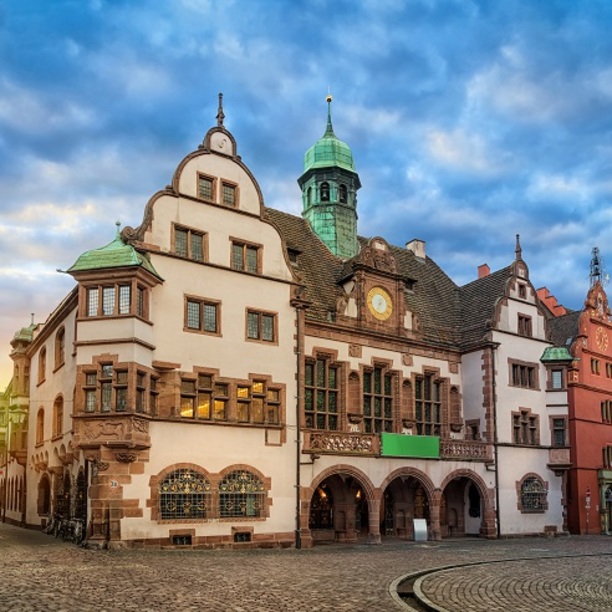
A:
[547, 250, 612, 534]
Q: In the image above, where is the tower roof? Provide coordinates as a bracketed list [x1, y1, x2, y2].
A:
[67, 222, 162, 279]
[303, 95, 356, 173]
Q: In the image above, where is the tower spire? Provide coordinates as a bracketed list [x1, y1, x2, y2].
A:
[590, 246, 604, 286]
[515, 234, 522, 260]
[324, 91, 334, 136]
[216, 92, 225, 127]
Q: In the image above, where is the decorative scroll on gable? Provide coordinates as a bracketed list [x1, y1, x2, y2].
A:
[356, 237, 397, 273]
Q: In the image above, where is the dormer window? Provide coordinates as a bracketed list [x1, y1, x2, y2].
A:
[222, 181, 237, 207]
[320, 182, 330, 202]
[339, 184, 347, 204]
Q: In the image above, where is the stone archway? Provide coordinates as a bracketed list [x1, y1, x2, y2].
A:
[440, 469, 496, 538]
[380, 468, 436, 540]
[303, 465, 377, 546]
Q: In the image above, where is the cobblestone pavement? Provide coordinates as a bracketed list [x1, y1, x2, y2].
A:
[0, 523, 610, 612]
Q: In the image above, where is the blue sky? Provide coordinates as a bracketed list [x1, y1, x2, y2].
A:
[2, 0, 612, 386]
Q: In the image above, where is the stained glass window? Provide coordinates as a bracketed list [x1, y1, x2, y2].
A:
[159, 469, 211, 519]
[520, 476, 547, 513]
[219, 471, 265, 518]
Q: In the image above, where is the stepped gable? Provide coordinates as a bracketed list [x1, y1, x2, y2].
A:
[458, 265, 514, 350]
[265, 208, 344, 321]
[548, 310, 581, 347]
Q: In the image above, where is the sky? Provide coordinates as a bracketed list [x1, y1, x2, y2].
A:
[2, 0, 612, 387]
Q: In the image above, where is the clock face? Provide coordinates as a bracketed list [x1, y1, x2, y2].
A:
[596, 326, 608, 352]
[367, 287, 393, 321]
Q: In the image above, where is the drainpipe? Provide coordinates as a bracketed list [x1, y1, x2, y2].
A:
[490, 343, 501, 538]
[293, 302, 305, 550]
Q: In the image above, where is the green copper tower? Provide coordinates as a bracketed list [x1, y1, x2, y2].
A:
[298, 95, 361, 259]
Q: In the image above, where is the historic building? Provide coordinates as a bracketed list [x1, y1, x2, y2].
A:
[0, 95, 577, 546]
[546, 249, 612, 535]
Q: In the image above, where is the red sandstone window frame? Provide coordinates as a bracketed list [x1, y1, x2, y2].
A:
[512, 407, 540, 446]
[508, 359, 539, 390]
[517, 313, 533, 337]
[172, 223, 208, 262]
[197, 172, 217, 202]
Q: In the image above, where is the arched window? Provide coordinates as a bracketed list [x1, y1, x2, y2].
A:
[339, 184, 347, 203]
[320, 182, 330, 202]
[36, 408, 45, 445]
[307, 186, 312, 204]
[37, 475, 51, 516]
[518, 474, 548, 513]
[53, 396, 64, 438]
[159, 468, 211, 520]
[219, 470, 265, 518]
[38, 347, 46, 383]
[55, 327, 66, 369]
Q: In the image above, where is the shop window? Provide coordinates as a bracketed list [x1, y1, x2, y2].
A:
[305, 358, 339, 430]
[219, 470, 265, 518]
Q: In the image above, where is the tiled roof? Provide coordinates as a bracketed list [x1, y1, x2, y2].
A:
[458, 266, 514, 350]
[548, 311, 581, 348]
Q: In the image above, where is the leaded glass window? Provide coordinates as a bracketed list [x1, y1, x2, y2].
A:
[363, 367, 394, 433]
[304, 358, 338, 430]
[231, 241, 259, 273]
[246, 310, 275, 342]
[219, 471, 265, 518]
[180, 376, 227, 421]
[520, 476, 547, 513]
[118, 285, 131, 314]
[222, 182, 236, 206]
[102, 286, 115, 316]
[159, 469, 211, 519]
[235, 381, 280, 425]
[185, 298, 219, 334]
[87, 288, 99, 317]
[174, 225, 205, 261]
[415, 374, 441, 435]
[175, 228, 188, 257]
[198, 175, 214, 201]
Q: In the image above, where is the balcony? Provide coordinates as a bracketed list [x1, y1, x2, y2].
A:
[303, 430, 492, 462]
[303, 430, 379, 456]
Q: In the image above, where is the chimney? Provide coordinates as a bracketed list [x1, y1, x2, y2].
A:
[406, 239, 426, 259]
[478, 264, 490, 279]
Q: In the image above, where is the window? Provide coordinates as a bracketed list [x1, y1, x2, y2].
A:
[339, 184, 347, 204]
[550, 369, 563, 389]
[115, 370, 128, 412]
[510, 361, 537, 389]
[606, 363, 612, 378]
[185, 297, 219, 334]
[363, 367, 394, 433]
[513, 409, 539, 445]
[100, 364, 113, 412]
[246, 310, 276, 342]
[174, 225, 206, 262]
[602, 400, 612, 424]
[518, 475, 548, 513]
[236, 381, 281, 425]
[231, 241, 260, 273]
[52, 396, 64, 438]
[136, 372, 146, 413]
[219, 470, 265, 518]
[517, 314, 532, 337]
[159, 468, 211, 520]
[38, 347, 46, 384]
[518, 284, 527, 299]
[604, 445, 612, 469]
[84, 372, 97, 412]
[36, 408, 44, 445]
[415, 373, 441, 435]
[592, 358, 601, 375]
[305, 358, 339, 430]
[551, 417, 567, 447]
[197, 174, 214, 201]
[320, 182, 330, 202]
[55, 327, 65, 369]
[180, 375, 228, 421]
[149, 376, 159, 416]
[85, 282, 147, 318]
[221, 181, 237, 206]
